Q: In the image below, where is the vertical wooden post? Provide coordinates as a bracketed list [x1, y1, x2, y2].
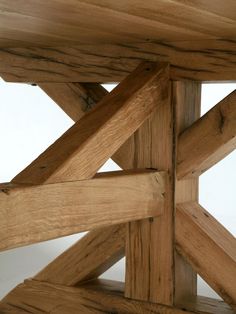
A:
[125, 77, 174, 305]
[125, 80, 201, 305]
[174, 81, 201, 303]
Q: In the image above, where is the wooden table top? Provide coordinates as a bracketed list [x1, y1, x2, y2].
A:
[0, 0, 235, 47]
[0, 1, 235, 82]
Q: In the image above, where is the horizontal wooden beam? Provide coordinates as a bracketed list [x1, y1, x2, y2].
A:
[0, 170, 165, 252]
[177, 90, 236, 179]
[12, 61, 169, 184]
[176, 202, 236, 310]
[34, 224, 126, 285]
[0, 279, 234, 314]
[0, 39, 236, 83]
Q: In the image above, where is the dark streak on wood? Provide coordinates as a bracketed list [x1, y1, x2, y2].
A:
[0, 39, 236, 82]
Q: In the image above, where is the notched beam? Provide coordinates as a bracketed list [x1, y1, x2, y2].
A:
[177, 90, 236, 179]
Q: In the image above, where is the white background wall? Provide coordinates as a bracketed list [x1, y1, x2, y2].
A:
[0, 80, 235, 300]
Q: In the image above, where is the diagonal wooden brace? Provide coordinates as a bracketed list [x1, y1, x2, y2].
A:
[12, 61, 169, 184]
[178, 89, 236, 179]
[39, 82, 134, 170]
[8, 62, 169, 288]
[176, 202, 236, 310]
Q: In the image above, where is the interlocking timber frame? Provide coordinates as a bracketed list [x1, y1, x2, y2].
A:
[0, 60, 235, 314]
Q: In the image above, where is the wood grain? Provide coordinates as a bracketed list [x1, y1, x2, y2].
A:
[0, 279, 234, 314]
[35, 82, 135, 285]
[174, 81, 201, 303]
[35, 224, 126, 285]
[176, 202, 236, 310]
[0, 39, 236, 83]
[177, 89, 236, 179]
[0, 170, 165, 252]
[178, 296, 235, 314]
[16, 64, 163, 286]
[1, 0, 236, 48]
[39, 82, 135, 171]
[12, 62, 169, 184]
[39, 82, 107, 122]
[78, 0, 236, 39]
[11, 81, 127, 287]
[125, 80, 174, 304]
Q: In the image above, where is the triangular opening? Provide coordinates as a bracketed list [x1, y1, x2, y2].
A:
[100, 257, 125, 282]
[98, 158, 122, 173]
[197, 276, 222, 300]
[201, 83, 236, 116]
[101, 83, 118, 92]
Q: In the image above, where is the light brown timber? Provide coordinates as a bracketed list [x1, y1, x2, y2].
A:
[0, 39, 235, 83]
[12, 62, 169, 184]
[177, 90, 236, 179]
[39, 82, 134, 170]
[1, 0, 236, 47]
[34, 81, 137, 287]
[14, 66, 155, 286]
[0, 279, 234, 314]
[174, 81, 201, 303]
[35, 81, 134, 285]
[125, 80, 174, 304]
[35, 224, 126, 285]
[0, 170, 165, 252]
[39, 82, 107, 122]
[176, 202, 236, 310]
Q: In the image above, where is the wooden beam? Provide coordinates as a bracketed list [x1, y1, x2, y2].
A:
[0, 303, 29, 313]
[125, 80, 174, 304]
[35, 224, 125, 285]
[35, 82, 133, 285]
[177, 296, 235, 314]
[0, 279, 234, 314]
[14, 68, 153, 285]
[0, 170, 165, 252]
[39, 82, 134, 170]
[39, 82, 107, 122]
[1, 0, 236, 48]
[176, 202, 236, 310]
[177, 89, 236, 179]
[12, 61, 169, 184]
[0, 39, 235, 83]
[174, 81, 201, 303]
